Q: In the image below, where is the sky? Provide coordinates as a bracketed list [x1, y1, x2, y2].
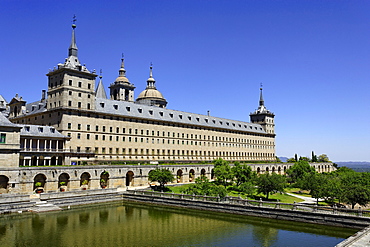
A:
[0, 0, 369, 162]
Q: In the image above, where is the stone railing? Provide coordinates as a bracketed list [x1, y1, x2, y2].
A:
[125, 190, 370, 218]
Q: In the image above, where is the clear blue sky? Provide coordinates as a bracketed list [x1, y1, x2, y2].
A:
[1, 0, 369, 162]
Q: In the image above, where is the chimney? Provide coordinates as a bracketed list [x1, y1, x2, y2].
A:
[41, 90, 46, 102]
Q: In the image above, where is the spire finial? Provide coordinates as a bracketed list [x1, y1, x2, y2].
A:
[118, 53, 126, 76]
[149, 62, 153, 78]
[99, 69, 103, 79]
[72, 15, 77, 29]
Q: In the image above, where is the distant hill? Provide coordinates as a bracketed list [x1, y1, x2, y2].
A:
[335, 162, 370, 172]
[278, 157, 289, 162]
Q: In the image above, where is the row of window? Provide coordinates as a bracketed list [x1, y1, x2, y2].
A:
[49, 78, 92, 89]
[89, 147, 275, 158]
[67, 123, 274, 145]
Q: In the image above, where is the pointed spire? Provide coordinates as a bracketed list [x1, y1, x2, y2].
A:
[68, 15, 78, 57]
[259, 86, 264, 106]
[96, 69, 107, 99]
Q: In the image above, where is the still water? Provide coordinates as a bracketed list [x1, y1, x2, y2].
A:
[0, 202, 356, 247]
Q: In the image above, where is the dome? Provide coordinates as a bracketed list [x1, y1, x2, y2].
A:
[115, 75, 130, 83]
[137, 88, 165, 100]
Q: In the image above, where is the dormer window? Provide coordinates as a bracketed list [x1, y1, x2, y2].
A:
[38, 127, 43, 133]
[159, 112, 164, 117]
[188, 116, 191, 121]
[212, 120, 216, 124]
[25, 126, 30, 132]
[50, 128, 55, 133]
[126, 106, 130, 112]
[179, 114, 182, 119]
[205, 119, 208, 123]
[149, 110, 153, 115]
[196, 117, 200, 122]
[100, 103, 105, 108]
[138, 108, 142, 113]
[169, 113, 173, 118]
[113, 104, 118, 110]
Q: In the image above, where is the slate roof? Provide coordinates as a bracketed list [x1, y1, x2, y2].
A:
[95, 98, 267, 134]
[0, 112, 20, 128]
[19, 124, 68, 139]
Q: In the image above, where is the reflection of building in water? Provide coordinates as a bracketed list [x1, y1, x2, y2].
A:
[253, 225, 279, 247]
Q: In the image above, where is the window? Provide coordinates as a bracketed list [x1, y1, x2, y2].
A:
[68, 101, 72, 107]
[69, 80, 72, 86]
[69, 91, 72, 95]
[78, 93, 81, 97]
[88, 83, 91, 89]
[77, 133, 81, 139]
[77, 124, 81, 130]
[87, 125, 90, 131]
[96, 125, 99, 131]
[87, 134, 90, 140]
[78, 102, 81, 108]
[102, 126, 106, 132]
[68, 123, 71, 129]
[78, 81, 82, 87]
[87, 103, 91, 109]
[0, 133, 6, 143]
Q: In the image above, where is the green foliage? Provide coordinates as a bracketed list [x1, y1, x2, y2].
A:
[82, 180, 89, 185]
[35, 182, 42, 187]
[286, 161, 316, 184]
[256, 173, 286, 199]
[181, 176, 227, 198]
[299, 156, 310, 161]
[148, 168, 175, 189]
[317, 154, 330, 163]
[59, 181, 66, 186]
[286, 158, 296, 163]
[231, 162, 255, 186]
[275, 157, 282, 163]
[311, 151, 317, 162]
[238, 182, 256, 196]
[213, 159, 233, 186]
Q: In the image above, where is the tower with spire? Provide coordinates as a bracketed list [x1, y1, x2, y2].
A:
[109, 56, 135, 102]
[46, 17, 97, 111]
[250, 87, 275, 135]
[136, 64, 167, 108]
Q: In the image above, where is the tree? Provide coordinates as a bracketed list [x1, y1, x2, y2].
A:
[317, 154, 330, 163]
[299, 156, 310, 161]
[286, 160, 316, 184]
[232, 162, 255, 186]
[299, 173, 328, 204]
[311, 151, 317, 162]
[275, 157, 282, 163]
[294, 154, 298, 162]
[340, 172, 370, 209]
[182, 176, 227, 198]
[148, 168, 174, 190]
[213, 158, 233, 186]
[256, 173, 286, 200]
[238, 182, 256, 197]
[286, 158, 296, 163]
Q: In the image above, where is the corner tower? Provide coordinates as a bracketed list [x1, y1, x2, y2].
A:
[250, 87, 275, 135]
[46, 19, 97, 111]
[109, 56, 135, 101]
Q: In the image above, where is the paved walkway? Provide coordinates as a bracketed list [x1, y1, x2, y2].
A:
[286, 193, 323, 204]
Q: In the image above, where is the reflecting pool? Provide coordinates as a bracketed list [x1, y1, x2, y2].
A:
[0, 201, 356, 246]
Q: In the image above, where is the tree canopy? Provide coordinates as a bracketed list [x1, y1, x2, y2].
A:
[256, 173, 286, 200]
[286, 160, 316, 184]
[148, 168, 174, 190]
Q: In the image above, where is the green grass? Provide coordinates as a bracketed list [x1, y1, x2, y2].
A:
[166, 184, 304, 204]
[285, 187, 312, 198]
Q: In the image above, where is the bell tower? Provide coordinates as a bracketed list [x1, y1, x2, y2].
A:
[250, 87, 275, 135]
[109, 56, 135, 102]
[46, 17, 97, 111]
